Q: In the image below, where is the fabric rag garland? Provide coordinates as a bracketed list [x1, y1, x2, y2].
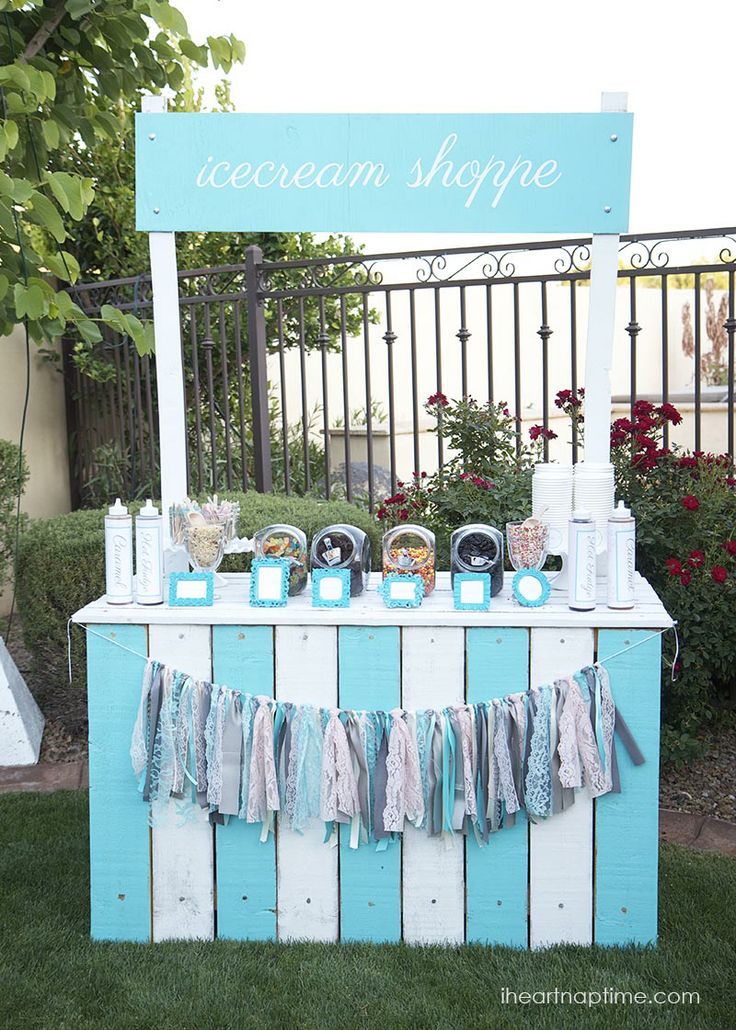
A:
[130, 661, 644, 846]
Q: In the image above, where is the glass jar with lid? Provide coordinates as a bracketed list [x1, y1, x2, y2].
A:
[253, 524, 308, 595]
[382, 523, 436, 595]
[450, 523, 504, 596]
[310, 524, 372, 596]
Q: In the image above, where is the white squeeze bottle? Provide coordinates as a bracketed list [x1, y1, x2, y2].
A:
[135, 499, 163, 605]
[105, 498, 133, 605]
[607, 500, 636, 609]
[568, 509, 597, 612]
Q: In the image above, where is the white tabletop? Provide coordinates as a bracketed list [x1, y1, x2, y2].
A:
[71, 572, 673, 629]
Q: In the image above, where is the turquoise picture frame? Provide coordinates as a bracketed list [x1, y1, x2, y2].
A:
[168, 571, 214, 607]
[250, 557, 290, 607]
[380, 573, 425, 609]
[312, 568, 351, 608]
[453, 573, 491, 611]
[512, 568, 551, 608]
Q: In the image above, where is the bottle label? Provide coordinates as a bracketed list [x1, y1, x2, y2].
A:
[573, 527, 596, 604]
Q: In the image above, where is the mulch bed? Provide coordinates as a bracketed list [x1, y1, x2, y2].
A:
[3, 617, 735, 822]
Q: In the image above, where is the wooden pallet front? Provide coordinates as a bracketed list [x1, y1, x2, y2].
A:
[87, 621, 661, 947]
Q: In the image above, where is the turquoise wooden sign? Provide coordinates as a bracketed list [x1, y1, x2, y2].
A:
[135, 112, 632, 234]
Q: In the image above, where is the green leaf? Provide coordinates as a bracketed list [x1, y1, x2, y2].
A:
[11, 178, 33, 204]
[54, 289, 76, 321]
[40, 70, 56, 101]
[65, 0, 96, 20]
[149, 1, 189, 36]
[0, 63, 30, 92]
[3, 119, 19, 150]
[26, 191, 67, 243]
[179, 38, 209, 66]
[14, 282, 46, 320]
[41, 119, 60, 150]
[100, 303, 127, 335]
[0, 171, 12, 197]
[46, 172, 93, 221]
[0, 274, 8, 302]
[77, 318, 103, 343]
[44, 251, 80, 283]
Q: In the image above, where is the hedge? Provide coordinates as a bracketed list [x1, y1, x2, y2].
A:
[15, 491, 381, 697]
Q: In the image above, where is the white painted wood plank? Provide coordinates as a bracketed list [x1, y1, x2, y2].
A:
[582, 91, 628, 465]
[149, 624, 214, 942]
[402, 627, 465, 945]
[73, 573, 674, 630]
[529, 627, 594, 948]
[142, 95, 187, 557]
[275, 626, 338, 942]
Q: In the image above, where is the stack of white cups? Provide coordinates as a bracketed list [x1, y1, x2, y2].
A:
[573, 462, 616, 553]
[532, 464, 573, 555]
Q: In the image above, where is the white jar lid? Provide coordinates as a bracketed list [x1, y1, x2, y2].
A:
[139, 499, 159, 518]
[108, 497, 128, 516]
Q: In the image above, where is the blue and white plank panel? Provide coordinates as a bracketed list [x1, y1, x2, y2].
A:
[338, 626, 401, 943]
[148, 624, 214, 941]
[529, 627, 594, 948]
[401, 627, 465, 945]
[465, 627, 529, 947]
[87, 624, 151, 941]
[595, 629, 661, 945]
[212, 625, 276, 941]
[275, 625, 338, 942]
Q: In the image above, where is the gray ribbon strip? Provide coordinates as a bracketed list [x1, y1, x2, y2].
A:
[218, 695, 243, 817]
[195, 682, 212, 808]
[475, 704, 489, 842]
[142, 667, 163, 803]
[552, 681, 574, 812]
[279, 704, 292, 808]
[373, 724, 390, 839]
[449, 711, 466, 832]
[614, 708, 645, 765]
[347, 716, 371, 839]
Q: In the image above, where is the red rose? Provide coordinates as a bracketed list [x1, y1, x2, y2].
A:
[711, 565, 728, 584]
[680, 570, 692, 586]
[427, 391, 449, 407]
[665, 558, 683, 576]
[529, 425, 558, 442]
[633, 399, 656, 417]
[656, 402, 683, 425]
[723, 540, 736, 557]
[688, 550, 705, 568]
[399, 507, 409, 521]
[682, 495, 700, 511]
[635, 415, 657, 432]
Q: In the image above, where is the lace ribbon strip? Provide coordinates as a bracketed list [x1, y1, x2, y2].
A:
[129, 659, 642, 847]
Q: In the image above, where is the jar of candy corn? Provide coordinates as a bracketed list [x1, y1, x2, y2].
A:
[253, 524, 308, 595]
[381, 524, 436, 595]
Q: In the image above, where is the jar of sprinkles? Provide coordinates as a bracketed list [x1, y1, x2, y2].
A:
[310, 524, 372, 596]
[450, 523, 504, 596]
[382, 524, 436, 595]
[253, 524, 308, 595]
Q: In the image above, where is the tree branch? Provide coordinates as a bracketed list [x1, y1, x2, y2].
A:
[22, 1, 67, 61]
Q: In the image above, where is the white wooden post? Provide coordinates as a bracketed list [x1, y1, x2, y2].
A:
[141, 95, 188, 559]
[583, 92, 628, 464]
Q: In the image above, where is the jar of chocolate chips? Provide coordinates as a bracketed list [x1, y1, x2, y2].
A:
[310, 524, 372, 596]
[450, 523, 505, 597]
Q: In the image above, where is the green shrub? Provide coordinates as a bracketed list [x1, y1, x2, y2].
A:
[15, 491, 381, 697]
[0, 438, 29, 594]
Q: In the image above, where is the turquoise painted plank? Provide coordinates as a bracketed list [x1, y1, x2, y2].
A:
[87, 624, 150, 941]
[595, 630, 662, 946]
[136, 112, 633, 234]
[212, 626, 276, 941]
[465, 627, 529, 947]
[338, 626, 401, 943]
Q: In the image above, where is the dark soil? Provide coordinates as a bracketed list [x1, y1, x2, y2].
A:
[3, 615, 88, 764]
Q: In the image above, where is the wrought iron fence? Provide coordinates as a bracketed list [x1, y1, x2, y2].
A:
[64, 226, 736, 510]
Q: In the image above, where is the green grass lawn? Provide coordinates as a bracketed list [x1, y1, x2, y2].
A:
[0, 792, 734, 1030]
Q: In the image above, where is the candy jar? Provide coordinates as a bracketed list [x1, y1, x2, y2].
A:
[253, 524, 308, 595]
[185, 520, 227, 574]
[382, 524, 436, 595]
[506, 518, 549, 571]
[310, 524, 372, 596]
[450, 523, 504, 597]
